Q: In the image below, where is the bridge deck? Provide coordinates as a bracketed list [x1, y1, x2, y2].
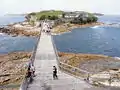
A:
[27, 32, 92, 90]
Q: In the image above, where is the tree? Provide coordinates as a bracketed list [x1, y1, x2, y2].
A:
[83, 19, 87, 24]
[50, 15, 58, 20]
[47, 15, 58, 20]
[48, 16, 51, 20]
[29, 12, 36, 16]
[39, 15, 46, 20]
[92, 16, 98, 22]
[62, 13, 65, 18]
[87, 17, 92, 23]
[70, 14, 98, 24]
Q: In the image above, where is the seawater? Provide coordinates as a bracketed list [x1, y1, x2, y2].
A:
[0, 33, 38, 54]
[53, 15, 120, 57]
[0, 15, 25, 26]
[0, 15, 38, 54]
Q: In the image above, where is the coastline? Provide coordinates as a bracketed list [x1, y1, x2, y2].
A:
[0, 22, 41, 37]
[52, 22, 104, 35]
[1, 21, 118, 36]
[0, 21, 104, 37]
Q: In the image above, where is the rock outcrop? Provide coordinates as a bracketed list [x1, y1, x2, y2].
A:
[0, 52, 32, 87]
[0, 25, 40, 37]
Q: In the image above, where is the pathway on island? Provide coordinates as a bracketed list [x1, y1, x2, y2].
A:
[27, 32, 93, 90]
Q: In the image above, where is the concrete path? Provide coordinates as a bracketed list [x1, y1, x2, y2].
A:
[27, 32, 93, 90]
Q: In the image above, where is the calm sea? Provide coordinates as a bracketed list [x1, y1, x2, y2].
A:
[0, 15, 38, 54]
[0, 15, 25, 26]
[53, 15, 120, 57]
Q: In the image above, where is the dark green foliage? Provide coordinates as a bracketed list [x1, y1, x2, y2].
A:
[62, 13, 65, 18]
[92, 16, 98, 22]
[26, 10, 63, 21]
[87, 17, 93, 23]
[39, 15, 46, 20]
[36, 10, 63, 20]
[71, 15, 98, 24]
[48, 15, 58, 20]
[50, 15, 58, 20]
[29, 12, 36, 16]
[39, 15, 58, 20]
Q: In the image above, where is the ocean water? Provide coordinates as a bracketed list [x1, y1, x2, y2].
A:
[98, 15, 120, 24]
[53, 15, 120, 57]
[0, 34, 38, 54]
[0, 15, 38, 54]
[0, 15, 25, 26]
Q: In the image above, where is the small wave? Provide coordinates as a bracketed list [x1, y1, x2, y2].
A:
[91, 26, 99, 29]
[0, 33, 4, 35]
[114, 57, 120, 60]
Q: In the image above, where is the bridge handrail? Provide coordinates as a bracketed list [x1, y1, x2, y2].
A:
[51, 35, 60, 67]
[19, 29, 41, 90]
[59, 62, 90, 73]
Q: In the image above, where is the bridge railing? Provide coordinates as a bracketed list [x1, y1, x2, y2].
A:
[51, 35, 60, 67]
[59, 62, 90, 78]
[19, 29, 41, 90]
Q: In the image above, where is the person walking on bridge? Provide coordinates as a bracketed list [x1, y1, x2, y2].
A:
[30, 65, 35, 77]
[53, 66, 58, 80]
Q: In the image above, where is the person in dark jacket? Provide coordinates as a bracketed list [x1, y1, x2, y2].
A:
[26, 65, 33, 83]
[27, 65, 31, 78]
[53, 66, 58, 79]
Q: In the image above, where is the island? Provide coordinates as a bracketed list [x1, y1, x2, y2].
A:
[26, 10, 104, 34]
[0, 10, 104, 36]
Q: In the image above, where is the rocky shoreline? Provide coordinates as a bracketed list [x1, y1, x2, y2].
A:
[0, 21, 119, 36]
[0, 22, 102, 36]
[59, 52, 120, 87]
[0, 22, 40, 37]
[0, 52, 32, 88]
[52, 22, 104, 35]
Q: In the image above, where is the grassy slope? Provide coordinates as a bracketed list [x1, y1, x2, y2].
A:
[35, 10, 63, 19]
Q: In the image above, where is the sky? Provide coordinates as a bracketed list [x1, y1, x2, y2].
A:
[0, 0, 120, 15]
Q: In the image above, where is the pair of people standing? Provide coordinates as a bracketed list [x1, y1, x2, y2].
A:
[26, 64, 35, 79]
[53, 66, 58, 80]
